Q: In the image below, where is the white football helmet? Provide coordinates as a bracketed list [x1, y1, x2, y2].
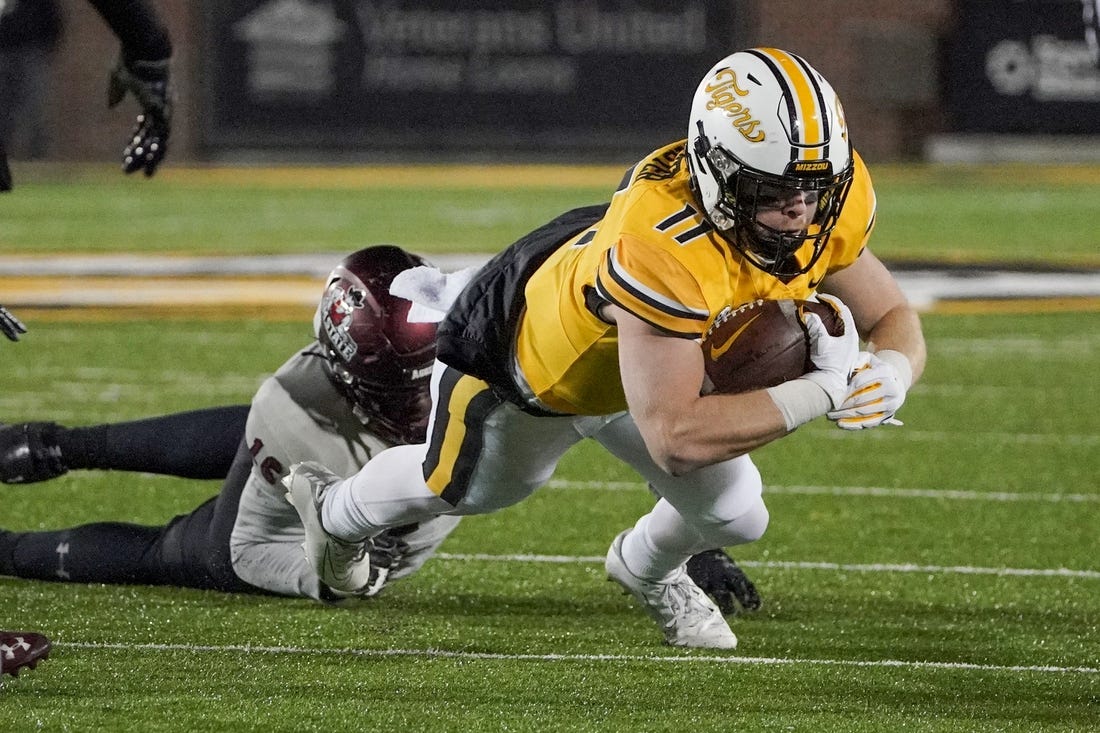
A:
[687, 48, 854, 280]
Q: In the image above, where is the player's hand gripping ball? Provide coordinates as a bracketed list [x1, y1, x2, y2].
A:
[701, 298, 845, 395]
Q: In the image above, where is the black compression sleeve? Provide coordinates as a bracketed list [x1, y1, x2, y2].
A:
[85, 0, 172, 62]
[0, 523, 164, 584]
[56, 405, 250, 479]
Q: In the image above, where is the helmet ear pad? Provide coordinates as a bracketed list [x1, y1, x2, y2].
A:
[316, 245, 438, 444]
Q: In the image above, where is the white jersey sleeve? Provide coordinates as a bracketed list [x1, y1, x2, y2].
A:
[228, 343, 389, 600]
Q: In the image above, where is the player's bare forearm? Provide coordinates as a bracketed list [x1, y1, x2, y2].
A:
[862, 305, 926, 382]
[615, 309, 788, 475]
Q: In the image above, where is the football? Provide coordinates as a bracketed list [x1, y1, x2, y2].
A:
[701, 298, 844, 395]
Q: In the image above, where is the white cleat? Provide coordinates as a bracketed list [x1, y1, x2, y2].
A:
[605, 530, 738, 650]
[283, 461, 374, 594]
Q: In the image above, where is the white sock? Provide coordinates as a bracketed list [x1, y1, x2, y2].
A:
[620, 509, 707, 580]
[619, 498, 770, 580]
[321, 444, 453, 542]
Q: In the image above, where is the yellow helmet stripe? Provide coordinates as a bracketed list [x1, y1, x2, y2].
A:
[751, 47, 827, 161]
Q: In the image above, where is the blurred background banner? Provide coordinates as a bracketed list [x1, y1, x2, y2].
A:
[944, 0, 1100, 134]
[200, 0, 744, 159]
[21, 0, 1100, 164]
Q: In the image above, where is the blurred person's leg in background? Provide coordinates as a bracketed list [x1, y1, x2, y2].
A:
[0, 0, 64, 160]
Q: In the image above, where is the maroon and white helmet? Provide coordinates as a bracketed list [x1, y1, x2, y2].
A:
[315, 246, 437, 444]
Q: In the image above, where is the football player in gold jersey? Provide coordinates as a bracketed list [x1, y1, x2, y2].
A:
[284, 48, 927, 649]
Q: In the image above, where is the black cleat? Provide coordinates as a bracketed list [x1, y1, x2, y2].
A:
[0, 422, 67, 484]
[0, 631, 51, 677]
[359, 529, 412, 597]
[686, 548, 763, 616]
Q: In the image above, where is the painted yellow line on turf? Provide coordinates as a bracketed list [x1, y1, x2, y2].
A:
[929, 296, 1100, 314]
[11, 305, 316, 323]
[58, 641, 1100, 675]
[1, 275, 322, 308]
[49, 163, 627, 190]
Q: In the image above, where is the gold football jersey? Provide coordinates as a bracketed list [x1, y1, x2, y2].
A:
[514, 141, 876, 415]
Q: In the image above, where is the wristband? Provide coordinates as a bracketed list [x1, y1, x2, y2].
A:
[766, 378, 833, 431]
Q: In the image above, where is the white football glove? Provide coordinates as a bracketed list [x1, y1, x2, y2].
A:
[828, 350, 913, 430]
[799, 294, 860, 409]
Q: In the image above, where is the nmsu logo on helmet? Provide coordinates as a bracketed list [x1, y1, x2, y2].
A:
[321, 285, 365, 361]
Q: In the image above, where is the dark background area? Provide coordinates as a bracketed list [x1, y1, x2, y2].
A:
[17, 0, 1100, 165]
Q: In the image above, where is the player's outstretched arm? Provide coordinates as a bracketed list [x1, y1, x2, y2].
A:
[107, 55, 172, 176]
[86, 0, 174, 176]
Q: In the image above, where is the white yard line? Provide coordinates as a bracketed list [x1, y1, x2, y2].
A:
[434, 553, 1100, 580]
[56, 641, 1100, 676]
[544, 479, 1100, 502]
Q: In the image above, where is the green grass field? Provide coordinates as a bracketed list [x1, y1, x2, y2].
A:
[1, 166, 1098, 730]
[4, 161, 1100, 267]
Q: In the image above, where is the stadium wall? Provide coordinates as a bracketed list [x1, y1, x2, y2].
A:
[44, 0, 951, 166]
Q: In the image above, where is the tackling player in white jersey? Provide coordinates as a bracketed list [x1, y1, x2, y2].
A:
[0, 246, 459, 601]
